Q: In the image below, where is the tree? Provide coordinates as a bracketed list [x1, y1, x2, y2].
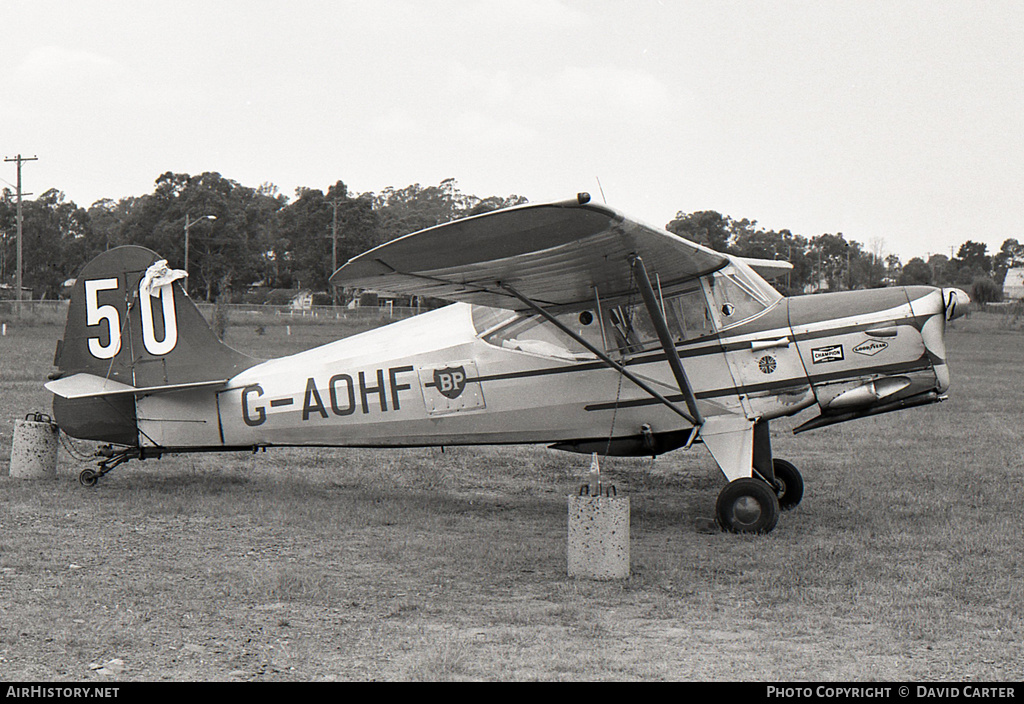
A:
[465, 194, 528, 217]
[808, 233, 853, 291]
[115, 172, 287, 300]
[730, 219, 778, 259]
[885, 254, 902, 283]
[0, 189, 15, 290]
[15, 189, 92, 299]
[374, 178, 470, 242]
[994, 238, 1024, 283]
[665, 210, 733, 252]
[86, 197, 133, 252]
[272, 181, 384, 293]
[899, 257, 932, 286]
[372, 178, 525, 243]
[928, 254, 952, 286]
[954, 241, 991, 285]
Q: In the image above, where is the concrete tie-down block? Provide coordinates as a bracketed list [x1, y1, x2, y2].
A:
[9, 414, 59, 480]
[567, 488, 630, 580]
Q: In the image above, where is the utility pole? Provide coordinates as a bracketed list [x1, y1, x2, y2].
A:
[328, 197, 340, 306]
[4, 154, 38, 316]
[183, 214, 216, 296]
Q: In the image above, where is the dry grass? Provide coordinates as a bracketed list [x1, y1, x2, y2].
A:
[0, 311, 1022, 681]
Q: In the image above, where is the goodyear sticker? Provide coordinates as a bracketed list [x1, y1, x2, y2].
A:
[853, 339, 888, 356]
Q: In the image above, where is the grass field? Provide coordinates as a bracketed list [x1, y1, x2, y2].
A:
[0, 310, 1022, 681]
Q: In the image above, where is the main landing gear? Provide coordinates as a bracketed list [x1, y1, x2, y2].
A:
[770, 458, 804, 512]
[715, 458, 804, 534]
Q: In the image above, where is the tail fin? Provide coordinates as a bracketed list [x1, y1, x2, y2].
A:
[50, 245, 256, 443]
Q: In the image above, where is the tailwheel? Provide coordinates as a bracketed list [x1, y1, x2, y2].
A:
[772, 458, 804, 511]
[78, 446, 140, 487]
[715, 478, 780, 534]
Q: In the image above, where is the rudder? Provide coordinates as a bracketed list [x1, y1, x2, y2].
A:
[51, 246, 257, 442]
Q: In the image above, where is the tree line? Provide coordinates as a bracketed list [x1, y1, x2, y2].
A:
[1, 171, 1021, 304]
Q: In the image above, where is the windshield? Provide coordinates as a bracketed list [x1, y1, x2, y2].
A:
[705, 263, 778, 327]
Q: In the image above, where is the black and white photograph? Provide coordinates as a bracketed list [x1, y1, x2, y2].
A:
[1, 0, 1022, 686]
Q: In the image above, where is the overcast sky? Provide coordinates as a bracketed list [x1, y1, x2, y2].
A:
[3, 0, 1021, 262]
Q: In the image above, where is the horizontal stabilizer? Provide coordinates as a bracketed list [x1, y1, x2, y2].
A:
[45, 373, 227, 400]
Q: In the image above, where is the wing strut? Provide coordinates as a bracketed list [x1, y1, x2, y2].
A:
[628, 255, 705, 427]
[500, 283, 701, 427]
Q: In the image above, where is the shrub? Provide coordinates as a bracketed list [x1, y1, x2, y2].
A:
[970, 276, 1002, 305]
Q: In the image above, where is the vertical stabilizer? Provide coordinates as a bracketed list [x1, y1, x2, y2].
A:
[51, 246, 257, 443]
[54, 245, 255, 385]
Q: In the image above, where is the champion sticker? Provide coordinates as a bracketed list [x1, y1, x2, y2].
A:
[811, 345, 844, 364]
[853, 340, 888, 356]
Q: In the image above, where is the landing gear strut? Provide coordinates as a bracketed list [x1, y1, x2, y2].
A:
[708, 417, 805, 533]
[79, 446, 140, 487]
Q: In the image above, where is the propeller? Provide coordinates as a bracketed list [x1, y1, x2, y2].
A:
[942, 288, 971, 321]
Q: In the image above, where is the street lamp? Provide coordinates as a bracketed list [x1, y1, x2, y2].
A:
[184, 214, 216, 289]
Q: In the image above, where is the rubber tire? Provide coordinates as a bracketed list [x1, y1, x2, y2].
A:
[772, 458, 804, 511]
[715, 478, 780, 534]
[79, 469, 99, 488]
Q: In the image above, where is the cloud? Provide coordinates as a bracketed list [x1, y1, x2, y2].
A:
[437, 61, 679, 133]
[451, 110, 537, 146]
[525, 66, 676, 125]
[13, 45, 124, 87]
[463, 0, 589, 28]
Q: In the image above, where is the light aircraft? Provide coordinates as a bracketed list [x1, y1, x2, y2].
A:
[45, 194, 970, 533]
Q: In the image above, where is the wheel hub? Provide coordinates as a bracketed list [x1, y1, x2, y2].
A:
[731, 496, 763, 526]
[774, 477, 787, 498]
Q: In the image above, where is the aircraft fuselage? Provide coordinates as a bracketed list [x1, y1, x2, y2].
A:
[127, 284, 954, 456]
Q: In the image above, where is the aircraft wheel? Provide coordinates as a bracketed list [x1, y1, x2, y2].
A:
[79, 469, 99, 488]
[772, 459, 804, 511]
[715, 478, 780, 534]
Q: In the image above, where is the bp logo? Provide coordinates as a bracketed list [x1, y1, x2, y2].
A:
[758, 355, 777, 374]
[433, 366, 468, 399]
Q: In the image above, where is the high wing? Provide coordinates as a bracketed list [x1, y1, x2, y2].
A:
[329, 195, 731, 311]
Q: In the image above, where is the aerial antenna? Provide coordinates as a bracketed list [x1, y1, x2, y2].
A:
[595, 177, 607, 204]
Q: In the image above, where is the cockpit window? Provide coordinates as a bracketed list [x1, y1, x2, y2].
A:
[480, 281, 720, 360]
[666, 287, 716, 339]
[604, 285, 715, 354]
[483, 309, 601, 361]
[476, 265, 772, 360]
[471, 305, 517, 336]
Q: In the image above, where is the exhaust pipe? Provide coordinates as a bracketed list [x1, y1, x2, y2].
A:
[794, 391, 943, 434]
